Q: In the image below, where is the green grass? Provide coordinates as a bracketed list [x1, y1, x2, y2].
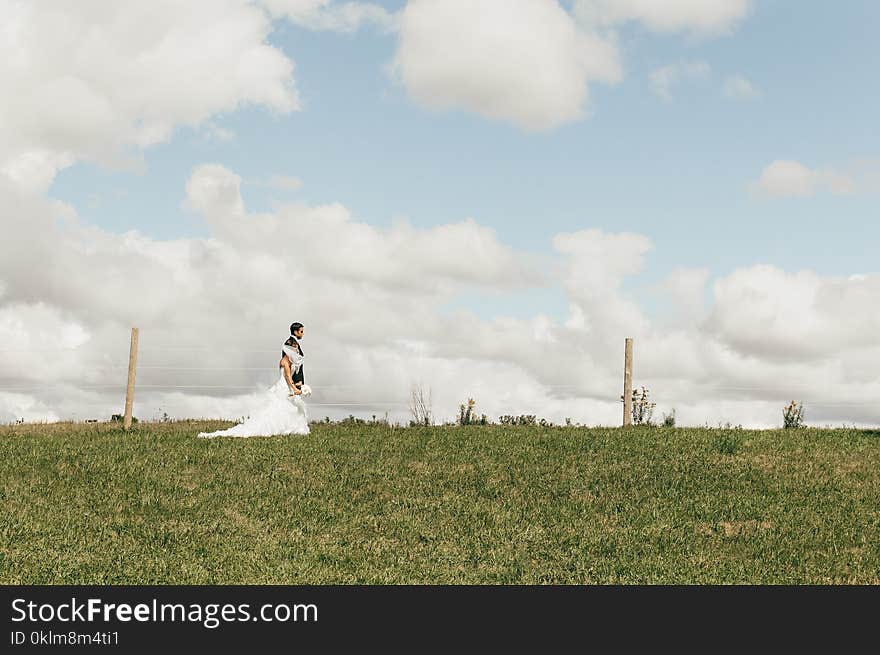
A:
[1, 421, 879, 584]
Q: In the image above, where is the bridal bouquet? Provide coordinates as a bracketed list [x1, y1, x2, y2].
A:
[288, 384, 311, 398]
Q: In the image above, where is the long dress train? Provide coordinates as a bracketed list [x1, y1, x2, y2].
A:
[197, 370, 310, 438]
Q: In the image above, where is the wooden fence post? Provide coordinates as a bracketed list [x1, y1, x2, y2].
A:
[124, 327, 139, 430]
[623, 337, 633, 427]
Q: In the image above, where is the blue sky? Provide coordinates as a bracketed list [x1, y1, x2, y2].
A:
[48, 1, 879, 320]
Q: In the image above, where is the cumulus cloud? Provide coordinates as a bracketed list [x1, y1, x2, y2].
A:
[705, 266, 880, 362]
[185, 164, 248, 217]
[574, 0, 753, 35]
[553, 229, 652, 342]
[753, 160, 857, 197]
[660, 268, 711, 324]
[390, 0, 622, 131]
[260, 0, 395, 33]
[3, 173, 880, 429]
[755, 160, 818, 197]
[0, 0, 298, 193]
[184, 164, 541, 291]
[386, 0, 756, 129]
[649, 60, 711, 101]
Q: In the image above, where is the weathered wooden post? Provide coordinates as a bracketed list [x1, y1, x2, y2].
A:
[623, 337, 633, 427]
[123, 327, 139, 430]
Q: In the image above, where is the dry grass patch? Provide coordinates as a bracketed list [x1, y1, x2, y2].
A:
[696, 520, 773, 538]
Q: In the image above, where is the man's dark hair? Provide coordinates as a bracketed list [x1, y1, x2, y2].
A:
[290, 322, 304, 335]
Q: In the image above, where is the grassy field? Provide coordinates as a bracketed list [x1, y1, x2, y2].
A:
[1, 421, 878, 584]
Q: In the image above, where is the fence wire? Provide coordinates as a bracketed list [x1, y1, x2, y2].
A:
[1, 342, 878, 423]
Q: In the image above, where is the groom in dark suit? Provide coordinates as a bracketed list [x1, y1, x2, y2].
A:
[283, 322, 305, 386]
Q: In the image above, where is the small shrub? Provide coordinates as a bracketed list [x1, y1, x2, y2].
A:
[783, 401, 805, 429]
[367, 414, 390, 426]
[409, 383, 433, 427]
[499, 415, 537, 426]
[662, 409, 676, 428]
[621, 386, 656, 426]
[459, 398, 477, 426]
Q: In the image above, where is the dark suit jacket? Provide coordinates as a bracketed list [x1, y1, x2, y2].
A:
[282, 336, 304, 384]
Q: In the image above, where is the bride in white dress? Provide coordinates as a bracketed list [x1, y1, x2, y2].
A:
[198, 330, 311, 438]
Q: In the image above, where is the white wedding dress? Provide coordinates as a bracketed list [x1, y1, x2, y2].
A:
[197, 343, 310, 438]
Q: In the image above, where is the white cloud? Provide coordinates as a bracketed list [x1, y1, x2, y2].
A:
[183, 164, 541, 290]
[552, 229, 653, 346]
[260, 0, 396, 33]
[705, 266, 880, 362]
[390, 0, 622, 131]
[0, 0, 298, 193]
[660, 267, 710, 324]
[649, 60, 711, 101]
[755, 160, 817, 197]
[574, 0, 753, 35]
[754, 160, 858, 197]
[185, 164, 247, 218]
[723, 74, 760, 99]
[386, 0, 756, 129]
[3, 174, 880, 428]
